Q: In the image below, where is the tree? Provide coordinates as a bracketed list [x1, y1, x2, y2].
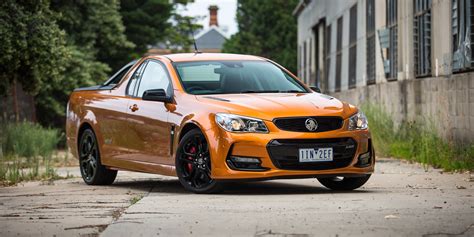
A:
[222, 0, 299, 73]
[164, 14, 203, 53]
[0, 0, 68, 121]
[0, 0, 68, 96]
[35, 0, 135, 127]
[114, 0, 197, 70]
[1, 0, 196, 128]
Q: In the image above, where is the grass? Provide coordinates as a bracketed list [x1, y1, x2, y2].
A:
[130, 195, 144, 205]
[0, 122, 63, 185]
[362, 103, 474, 171]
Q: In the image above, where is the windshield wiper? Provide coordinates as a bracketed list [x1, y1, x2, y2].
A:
[239, 90, 306, 93]
[239, 90, 280, 93]
[279, 90, 305, 93]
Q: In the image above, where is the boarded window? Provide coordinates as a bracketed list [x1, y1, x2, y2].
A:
[366, 0, 376, 84]
[386, 0, 398, 80]
[336, 17, 343, 92]
[452, 0, 474, 71]
[349, 4, 357, 88]
[414, 0, 432, 77]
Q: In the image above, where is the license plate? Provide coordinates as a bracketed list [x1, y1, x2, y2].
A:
[299, 148, 333, 162]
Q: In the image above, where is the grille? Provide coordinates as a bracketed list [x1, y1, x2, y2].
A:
[266, 138, 357, 170]
[273, 117, 343, 132]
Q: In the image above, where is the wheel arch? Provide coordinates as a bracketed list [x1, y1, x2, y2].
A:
[77, 122, 94, 151]
[179, 122, 202, 142]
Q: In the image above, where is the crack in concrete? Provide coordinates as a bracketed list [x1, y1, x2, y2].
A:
[422, 223, 474, 237]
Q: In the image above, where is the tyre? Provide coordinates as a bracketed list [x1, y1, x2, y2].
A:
[79, 128, 117, 185]
[175, 129, 222, 194]
[317, 174, 371, 191]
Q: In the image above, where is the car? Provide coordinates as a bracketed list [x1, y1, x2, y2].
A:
[66, 53, 375, 193]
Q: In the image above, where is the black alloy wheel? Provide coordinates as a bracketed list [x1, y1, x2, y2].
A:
[79, 128, 117, 185]
[317, 174, 371, 191]
[176, 129, 222, 193]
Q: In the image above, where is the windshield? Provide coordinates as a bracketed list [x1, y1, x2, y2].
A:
[174, 60, 308, 95]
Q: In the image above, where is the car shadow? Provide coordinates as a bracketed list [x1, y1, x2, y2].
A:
[219, 181, 374, 195]
[113, 178, 375, 195]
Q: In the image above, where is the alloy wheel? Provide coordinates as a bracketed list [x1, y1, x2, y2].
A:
[79, 131, 98, 182]
[177, 133, 213, 189]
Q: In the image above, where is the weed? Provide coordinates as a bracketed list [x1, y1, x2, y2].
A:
[130, 195, 143, 205]
[362, 103, 474, 171]
[0, 122, 62, 185]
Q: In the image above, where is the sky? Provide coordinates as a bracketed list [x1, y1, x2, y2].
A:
[176, 0, 238, 37]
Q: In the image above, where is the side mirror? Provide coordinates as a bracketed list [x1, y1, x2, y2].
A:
[310, 86, 322, 93]
[142, 89, 173, 103]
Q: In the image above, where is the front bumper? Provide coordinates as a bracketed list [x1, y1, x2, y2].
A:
[206, 119, 375, 180]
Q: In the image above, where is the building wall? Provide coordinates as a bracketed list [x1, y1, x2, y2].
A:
[295, 0, 474, 143]
[331, 72, 474, 143]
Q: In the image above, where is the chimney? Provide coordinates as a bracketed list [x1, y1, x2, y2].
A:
[208, 5, 219, 27]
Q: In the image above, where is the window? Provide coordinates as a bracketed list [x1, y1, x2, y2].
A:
[386, 0, 398, 80]
[127, 62, 147, 96]
[298, 45, 302, 78]
[452, 0, 474, 71]
[349, 4, 358, 88]
[366, 0, 376, 84]
[176, 63, 221, 82]
[309, 37, 314, 86]
[136, 61, 171, 98]
[414, 0, 432, 77]
[325, 24, 332, 92]
[303, 41, 307, 83]
[335, 17, 343, 92]
[104, 60, 137, 86]
[174, 61, 308, 95]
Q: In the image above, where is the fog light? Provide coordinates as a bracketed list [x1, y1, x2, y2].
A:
[231, 156, 261, 163]
[226, 156, 268, 171]
[356, 152, 371, 167]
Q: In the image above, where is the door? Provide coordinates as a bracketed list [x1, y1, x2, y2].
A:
[126, 60, 173, 165]
[95, 63, 136, 164]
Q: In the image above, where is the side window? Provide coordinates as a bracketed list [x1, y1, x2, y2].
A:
[127, 62, 147, 96]
[136, 61, 171, 98]
[105, 63, 133, 86]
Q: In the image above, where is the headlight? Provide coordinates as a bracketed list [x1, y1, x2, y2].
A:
[215, 113, 268, 133]
[348, 111, 368, 130]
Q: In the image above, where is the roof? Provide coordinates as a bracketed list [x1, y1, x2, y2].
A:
[160, 53, 265, 62]
[195, 26, 228, 50]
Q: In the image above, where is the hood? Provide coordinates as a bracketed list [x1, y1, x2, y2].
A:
[195, 93, 357, 121]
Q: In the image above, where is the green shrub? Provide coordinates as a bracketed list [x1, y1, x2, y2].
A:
[1, 122, 60, 159]
[362, 103, 474, 171]
[0, 122, 61, 185]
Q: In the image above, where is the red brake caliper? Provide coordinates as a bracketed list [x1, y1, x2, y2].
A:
[187, 146, 196, 172]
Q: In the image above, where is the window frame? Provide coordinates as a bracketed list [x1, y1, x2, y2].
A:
[366, 0, 376, 85]
[103, 60, 137, 87]
[126, 59, 174, 99]
[386, 0, 398, 80]
[348, 4, 358, 89]
[452, 0, 474, 72]
[413, 0, 432, 77]
[171, 60, 311, 95]
[335, 16, 343, 92]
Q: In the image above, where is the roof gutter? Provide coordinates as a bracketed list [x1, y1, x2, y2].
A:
[292, 0, 311, 17]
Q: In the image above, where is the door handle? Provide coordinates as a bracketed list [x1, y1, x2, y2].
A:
[129, 104, 139, 112]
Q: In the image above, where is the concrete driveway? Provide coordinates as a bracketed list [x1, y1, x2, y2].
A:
[1, 158, 473, 236]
